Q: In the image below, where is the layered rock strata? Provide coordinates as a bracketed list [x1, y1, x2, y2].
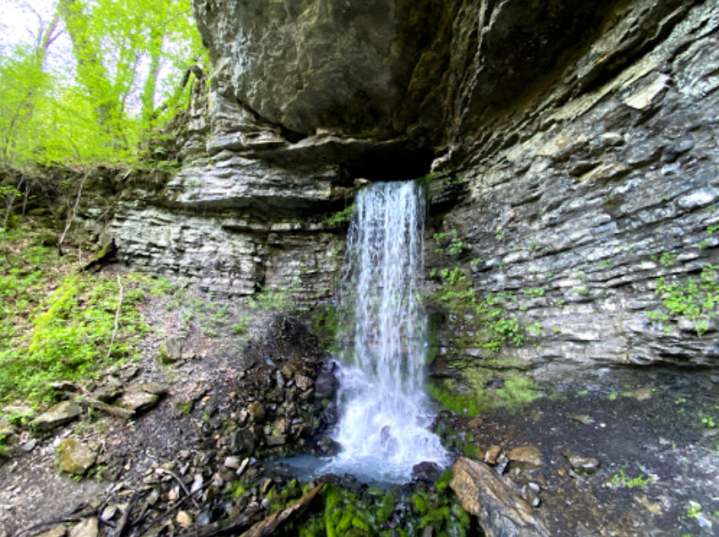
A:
[109, 0, 719, 378]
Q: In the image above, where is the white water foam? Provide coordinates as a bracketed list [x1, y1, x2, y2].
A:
[323, 180, 448, 483]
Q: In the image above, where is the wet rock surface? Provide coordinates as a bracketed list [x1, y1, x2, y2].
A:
[451, 457, 550, 537]
[434, 371, 719, 536]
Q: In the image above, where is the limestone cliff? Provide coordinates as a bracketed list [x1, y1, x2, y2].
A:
[109, 0, 719, 381]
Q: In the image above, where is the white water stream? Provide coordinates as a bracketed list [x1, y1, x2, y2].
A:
[323, 180, 448, 483]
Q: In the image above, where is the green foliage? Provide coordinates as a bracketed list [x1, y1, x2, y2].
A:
[0, 272, 148, 401]
[0, 223, 150, 402]
[1, 0, 205, 170]
[231, 316, 250, 336]
[686, 501, 702, 519]
[647, 264, 719, 336]
[496, 377, 541, 406]
[432, 268, 529, 350]
[323, 205, 354, 225]
[523, 288, 544, 298]
[252, 277, 301, 314]
[148, 276, 177, 297]
[433, 229, 463, 256]
[701, 415, 716, 428]
[611, 468, 652, 488]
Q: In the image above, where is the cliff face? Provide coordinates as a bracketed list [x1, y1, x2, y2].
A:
[110, 0, 719, 381]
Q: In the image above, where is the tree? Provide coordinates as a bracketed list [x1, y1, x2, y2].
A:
[0, 0, 205, 170]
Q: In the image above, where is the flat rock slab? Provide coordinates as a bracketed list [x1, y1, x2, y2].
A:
[57, 437, 97, 475]
[117, 391, 159, 413]
[451, 457, 549, 537]
[508, 446, 543, 471]
[69, 518, 98, 537]
[36, 526, 66, 537]
[33, 401, 81, 431]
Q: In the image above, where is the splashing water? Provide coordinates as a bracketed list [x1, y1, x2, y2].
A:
[324, 180, 448, 483]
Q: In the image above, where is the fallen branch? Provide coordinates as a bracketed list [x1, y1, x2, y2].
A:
[105, 274, 124, 360]
[79, 396, 134, 420]
[113, 491, 138, 537]
[155, 468, 201, 509]
[175, 507, 261, 537]
[239, 482, 325, 537]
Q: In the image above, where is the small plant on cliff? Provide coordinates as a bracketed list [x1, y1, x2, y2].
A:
[323, 205, 354, 225]
[647, 263, 719, 336]
[434, 229, 464, 256]
[433, 268, 529, 350]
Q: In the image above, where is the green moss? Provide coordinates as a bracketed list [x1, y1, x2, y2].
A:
[495, 377, 541, 407]
[429, 366, 541, 416]
[428, 380, 485, 416]
[436, 469, 453, 493]
[462, 441, 480, 458]
[309, 304, 341, 352]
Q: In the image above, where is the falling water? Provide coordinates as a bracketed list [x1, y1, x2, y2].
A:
[324, 180, 448, 483]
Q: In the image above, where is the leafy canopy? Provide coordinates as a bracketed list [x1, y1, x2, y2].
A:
[0, 0, 205, 171]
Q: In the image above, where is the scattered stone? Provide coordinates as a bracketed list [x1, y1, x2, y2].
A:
[569, 414, 595, 425]
[119, 365, 140, 380]
[33, 401, 82, 431]
[636, 495, 663, 516]
[521, 482, 542, 508]
[225, 456, 241, 469]
[266, 435, 287, 446]
[248, 402, 266, 423]
[273, 417, 289, 435]
[314, 369, 339, 398]
[313, 436, 341, 457]
[101, 505, 118, 521]
[451, 457, 550, 537]
[138, 383, 169, 396]
[485, 445, 502, 465]
[295, 375, 313, 391]
[232, 429, 257, 456]
[495, 454, 510, 475]
[566, 453, 600, 475]
[190, 474, 204, 494]
[94, 377, 124, 403]
[412, 461, 442, 482]
[176, 511, 192, 529]
[57, 437, 97, 475]
[21, 439, 37, 452]
[508, 446, 543, 471]
[468, 417, 484, 428]
[117, 391, 160, 413]
[68, 518, 98, 537]
[237, 458, 251, 477]
[158, 337, 184, 364]
[634, 388, 652, 401]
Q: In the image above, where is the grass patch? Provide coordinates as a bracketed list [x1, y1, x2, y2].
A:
[0, 221, 150, 402]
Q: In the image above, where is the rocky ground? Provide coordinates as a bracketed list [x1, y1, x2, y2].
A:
[1, 281, 718, 537]
[441, 369, 719, 536]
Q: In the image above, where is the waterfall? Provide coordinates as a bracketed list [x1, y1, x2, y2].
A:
[325, 180, 448, 483]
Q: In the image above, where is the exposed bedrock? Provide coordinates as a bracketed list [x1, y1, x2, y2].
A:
[108, 0, 719, 379]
